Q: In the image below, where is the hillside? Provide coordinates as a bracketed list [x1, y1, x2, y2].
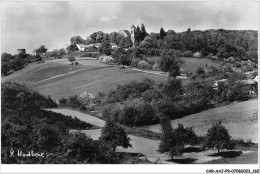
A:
[2, 58, 168, 100]
[141, 99, 258, 143]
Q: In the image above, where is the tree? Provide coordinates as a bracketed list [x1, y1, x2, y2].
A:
[169, 62, 180, 79]
[68, 56, 76, 62]
[159, 118, 197, 160]
[118, 53, 130, 68]
[63, 131, 102, 162]
[119, 37, 133, 49]
[205, 121, 234, 153]
[196, 67, 206, 76]
[141, 36, 153, 48]
[163, 78, 183, 101]
[67, 44, 79, 52]
[34, 45, 48, 54]
[98, 39, 112, 55]
[140, 23, 148, 41]
[159, 50, 179, 73]
[1, 63, 11, 76]
[134, 25, 141, 43]
[187, 28, 191, 34]
[160, 27, 166, 39]
[99, 120, 132, 153]
[70, 36, 86, 45]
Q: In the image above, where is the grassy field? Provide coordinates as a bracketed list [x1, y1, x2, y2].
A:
[141, 99, 258, 143]
[2, 58, 168, 100]
[179, 57, 222, 73]
[145, 56, 223, 73]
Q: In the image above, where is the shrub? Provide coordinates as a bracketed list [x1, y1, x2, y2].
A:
[119, 99, 158, 126]
[182, 50, 193, 57]
[59, 98, 68, 107]
[130, 58, 142, 67]
[226, 82, 250, 101]
[138, 61, 151, 70]
[68, 56, 76, 62]
[68, 95, 83, 108]
[152, 63, 159, 71]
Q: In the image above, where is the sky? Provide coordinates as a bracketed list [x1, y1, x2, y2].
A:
[1, 1, 259, 54]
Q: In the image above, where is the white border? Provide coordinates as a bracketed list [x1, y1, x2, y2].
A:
[1, 164, 259, 173]
[1, 0, 259, 173]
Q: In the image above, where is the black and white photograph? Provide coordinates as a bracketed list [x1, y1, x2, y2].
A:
[1, 0, 259, 173]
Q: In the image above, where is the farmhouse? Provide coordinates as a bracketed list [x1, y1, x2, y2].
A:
[110, 43, 118, 49]
[76, 43, 101, 52]
[76, 44, 87, 51]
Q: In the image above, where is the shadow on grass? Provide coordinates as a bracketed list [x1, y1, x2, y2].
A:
[167, 158, 197, 164]
[209, 151, 242, 158]
[182, 146, 204, 153]
[117, 152, 145, 158]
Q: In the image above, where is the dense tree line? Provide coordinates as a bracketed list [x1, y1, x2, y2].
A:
[1, 53, 41, 76]
[68, 25, 257, 62]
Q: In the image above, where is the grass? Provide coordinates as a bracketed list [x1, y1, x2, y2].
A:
[204, 145, 258, 164]
[141, 99, 258, 144]
[179, 57, 222, 73]
[3, 59, 168, 100]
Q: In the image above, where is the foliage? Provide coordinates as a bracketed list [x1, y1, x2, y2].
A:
[138, 61, 151, 70]
[1, 82, 97, 164]
[34, 45, 48, 54]
[67, 44, 79, 52]
[106, 78, 154, 103]
[100, 120, 132, 152]
[160, 27, 167, 39]
[159, 50, 179, 73]
[118, 99, 158, 126]
[98, 40, 112, 56]
[141, 36, 153, 48]
[118, 53, 131, 68]
[68, 56, 76, 62]
[205, 121, 235, 153]
[159, 118, 197, 160]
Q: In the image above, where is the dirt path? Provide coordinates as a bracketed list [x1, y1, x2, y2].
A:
[141, 99, 258, 143]
[35, 69, 85, 83]
[47, 108, 105, 127]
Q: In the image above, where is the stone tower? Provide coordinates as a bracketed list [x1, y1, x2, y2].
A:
[130, 25, 135, 45]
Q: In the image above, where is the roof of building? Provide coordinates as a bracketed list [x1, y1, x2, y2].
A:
[94, 43, 101, 48]
[76, 44, 87, 48]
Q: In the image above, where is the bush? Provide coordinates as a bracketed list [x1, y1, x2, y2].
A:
[152, 63, 159, 71]
[182, 50, 193, 57]
[68, 95, 83, 108]
[138, 61, 151, 70]
[119, 99, 158, 126]
[130, 58, 142, 67]
[81, 52, 100, 58]
[226, 82, 250, 101]
[106, 78, 154, 103]
[59, 98, 68, 107]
